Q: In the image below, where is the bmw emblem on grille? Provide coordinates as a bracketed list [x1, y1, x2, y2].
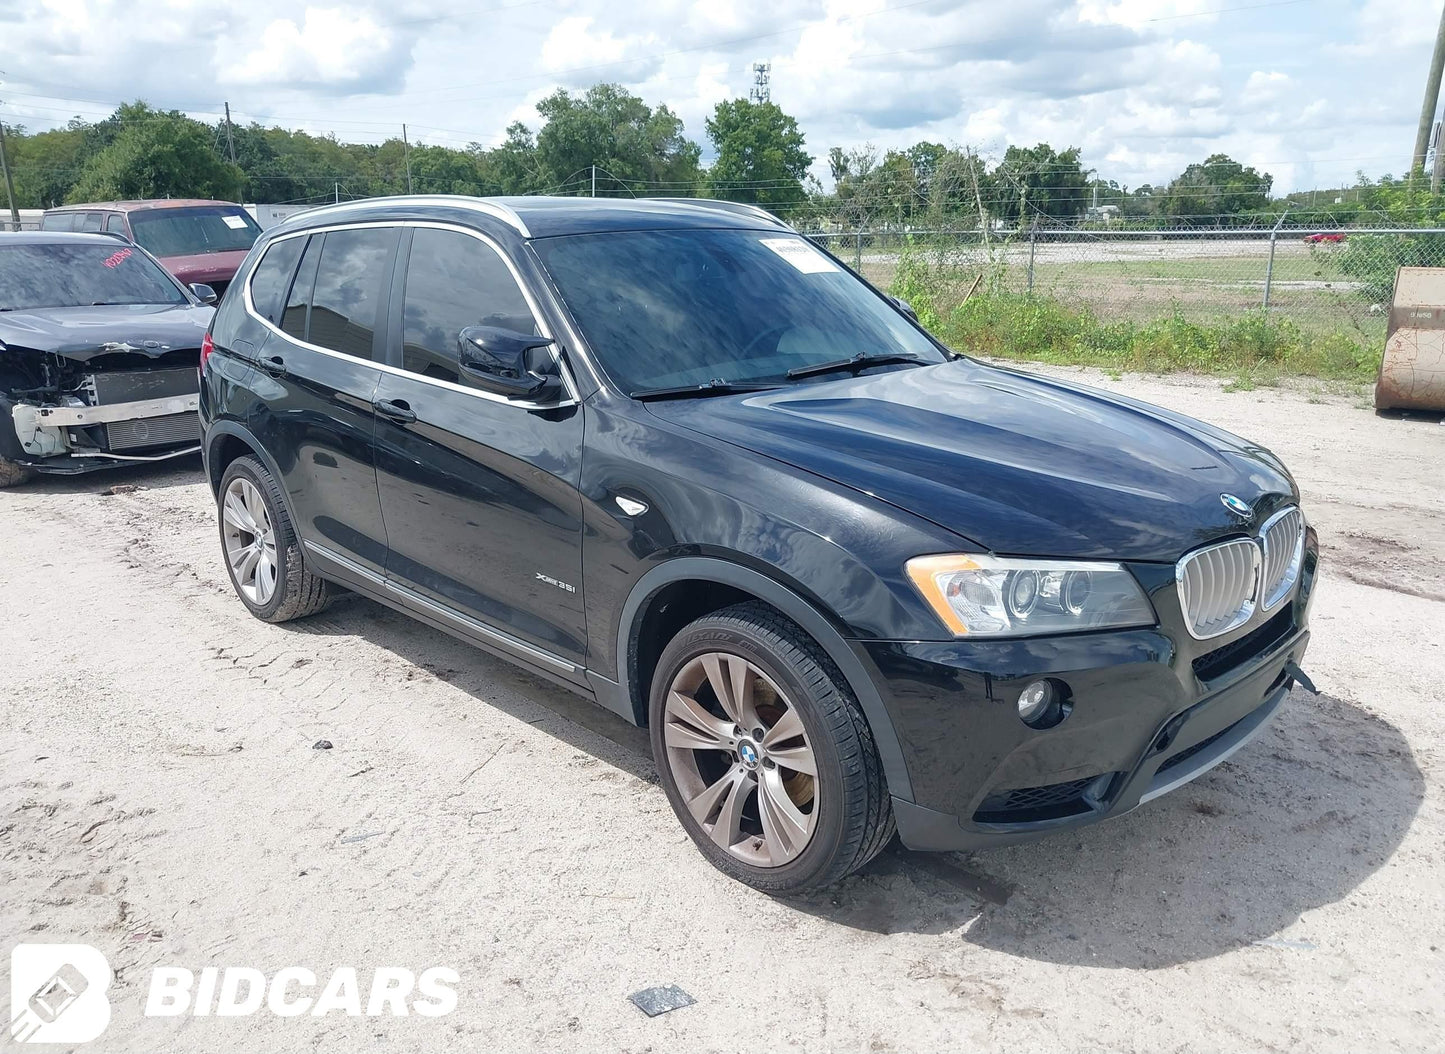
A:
[1220, 493, 1253, 519]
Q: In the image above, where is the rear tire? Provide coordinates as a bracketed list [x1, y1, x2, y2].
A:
[218, 456, 331, 622]
[0, 458, 34, 489]
[649, 601, 894, 894]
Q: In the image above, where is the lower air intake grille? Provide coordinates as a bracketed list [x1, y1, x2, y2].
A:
[974, 773, 1115, 824]
[104, 412, 199, 451]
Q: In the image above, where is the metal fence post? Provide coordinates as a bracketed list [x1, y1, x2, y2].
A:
[855, 230, 862, 271]
[1027, 224, 1038, 295]
[1263, 207, 1289, 312]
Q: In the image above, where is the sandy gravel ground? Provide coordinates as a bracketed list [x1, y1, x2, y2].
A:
[2, 368, 1442, 1053]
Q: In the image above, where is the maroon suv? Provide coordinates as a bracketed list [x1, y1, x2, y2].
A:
[41, 200, 263, 300]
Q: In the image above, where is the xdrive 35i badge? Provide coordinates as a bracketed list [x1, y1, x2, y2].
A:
[1220, 493, 1253, 519]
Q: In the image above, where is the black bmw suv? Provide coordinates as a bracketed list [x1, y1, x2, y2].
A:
[199, 195, 1318, 893]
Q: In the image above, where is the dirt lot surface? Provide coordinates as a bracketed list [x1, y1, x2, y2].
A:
[2, 368, 1442, 1052]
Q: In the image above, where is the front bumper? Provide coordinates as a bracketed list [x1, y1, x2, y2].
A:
[863, 545, 1318, 852]
[3, 392, 201, 475]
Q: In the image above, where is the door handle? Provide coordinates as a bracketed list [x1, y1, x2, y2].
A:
[259, 354, 287, 377]
[373, 397, 417, 424]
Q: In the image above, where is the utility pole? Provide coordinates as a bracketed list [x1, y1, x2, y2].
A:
[1413, 1, 1445, 179]
[0, 117, 18, 230]
[1433, 121, 1445, 194]
[967, 150, 990, 251]
[402, 124, 413, 194]
[223, 102, 237, 165]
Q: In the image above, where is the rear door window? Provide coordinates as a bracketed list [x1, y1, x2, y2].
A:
[306, 228, 396, 360]
[399, 227, 538, 387]
[249, 237, 305, 325]
[80, 212, 103, 232]
[104, 214, 127, 235]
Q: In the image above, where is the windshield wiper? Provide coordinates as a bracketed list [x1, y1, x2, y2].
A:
[630, 379, 782, 401]
[786, 352, 929, 380]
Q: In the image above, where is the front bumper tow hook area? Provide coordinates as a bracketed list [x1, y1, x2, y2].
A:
[1285, 660, 1319, 695]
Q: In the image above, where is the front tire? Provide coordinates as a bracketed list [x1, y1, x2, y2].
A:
[0, 457, 34, 489]
[218, 456, 331, 622]
[649, 601, 894, 894]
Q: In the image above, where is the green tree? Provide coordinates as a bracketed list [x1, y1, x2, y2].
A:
[1160, 154, 1272, 225]
[68, 102, 243, 202]
[472, 123, 545, 195]
[4, 120, 88, 207]
[704, 98, 811, 212]
[991, 143, 1088, 226]
[530, 83, 701, 194]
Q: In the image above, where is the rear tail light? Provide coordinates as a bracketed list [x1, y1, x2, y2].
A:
[200, 332, 214, 370]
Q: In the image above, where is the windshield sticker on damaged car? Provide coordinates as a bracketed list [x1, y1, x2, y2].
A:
[222, 215, 249, 229]
[761, 238, 839, 274]
[103, 248, 133, 269]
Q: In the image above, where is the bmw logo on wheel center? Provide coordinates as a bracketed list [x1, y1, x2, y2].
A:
[1220, 493, 1254, 518]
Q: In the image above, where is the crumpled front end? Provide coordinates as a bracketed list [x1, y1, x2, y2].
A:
[1, 342, 202, 475]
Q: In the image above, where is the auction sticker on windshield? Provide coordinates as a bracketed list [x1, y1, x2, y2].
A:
[761, 237, 839, 274]
[222, 215, 249, 229]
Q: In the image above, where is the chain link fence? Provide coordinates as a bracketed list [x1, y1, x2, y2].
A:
[809, 226, 1445, 357]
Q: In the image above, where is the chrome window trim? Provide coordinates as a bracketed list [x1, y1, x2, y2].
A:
[280, 196, 531, 237]
[243, 219, 579, 410]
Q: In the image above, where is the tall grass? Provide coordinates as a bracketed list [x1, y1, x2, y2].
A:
[890, 240, 1381, 381]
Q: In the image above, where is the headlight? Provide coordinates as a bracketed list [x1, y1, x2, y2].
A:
[905, 554, 1155, 637]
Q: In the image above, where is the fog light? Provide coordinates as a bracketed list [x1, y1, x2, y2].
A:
[1017, 679, 1070, 729]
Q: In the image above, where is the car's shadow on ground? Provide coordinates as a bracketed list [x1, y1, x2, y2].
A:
[284, 592, 1423, 970]
[4, 455, 205, 495]
[791, 689, 1425, 966]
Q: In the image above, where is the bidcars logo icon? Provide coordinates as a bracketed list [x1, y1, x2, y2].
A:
[9, 944, 112, 1044]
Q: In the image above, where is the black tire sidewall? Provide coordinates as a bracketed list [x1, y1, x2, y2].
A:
[217, 457, 294, 621]
[649, 614, 852, 892]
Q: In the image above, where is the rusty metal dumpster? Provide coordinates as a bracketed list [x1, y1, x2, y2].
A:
[1376, 266, 1445, 412]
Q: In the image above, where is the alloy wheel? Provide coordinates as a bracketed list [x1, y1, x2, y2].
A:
[662, 651, 819, 867]
[222, 477, 279, 606]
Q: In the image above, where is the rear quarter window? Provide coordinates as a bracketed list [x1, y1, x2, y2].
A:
[248, 237, 305, 325]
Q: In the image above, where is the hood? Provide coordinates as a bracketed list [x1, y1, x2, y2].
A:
[644, 360, 1297, 562]
[157, 250, 249, 285]
[0, 303, 214, 361]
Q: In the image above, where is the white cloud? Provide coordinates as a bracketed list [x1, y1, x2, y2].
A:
[3, 0, 1443, 193]
[220, 8, 399, 88]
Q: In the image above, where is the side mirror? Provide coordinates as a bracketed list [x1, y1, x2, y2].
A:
[191, 283, 218, 305]
[457, 326, 559, 400]
[889, 295, 918, 321]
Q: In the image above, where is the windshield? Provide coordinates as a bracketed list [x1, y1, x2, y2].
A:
[531, 229, 946, 392]
[128, 206, 261, 257]
[0, 243, 188, 311]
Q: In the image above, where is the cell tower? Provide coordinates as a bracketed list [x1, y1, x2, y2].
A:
[749, 62, 771, 105]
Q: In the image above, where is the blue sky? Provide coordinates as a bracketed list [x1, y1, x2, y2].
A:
[0, 0, 1439, 194]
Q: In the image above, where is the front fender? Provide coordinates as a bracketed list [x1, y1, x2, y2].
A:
[604, 556, 916, 803]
